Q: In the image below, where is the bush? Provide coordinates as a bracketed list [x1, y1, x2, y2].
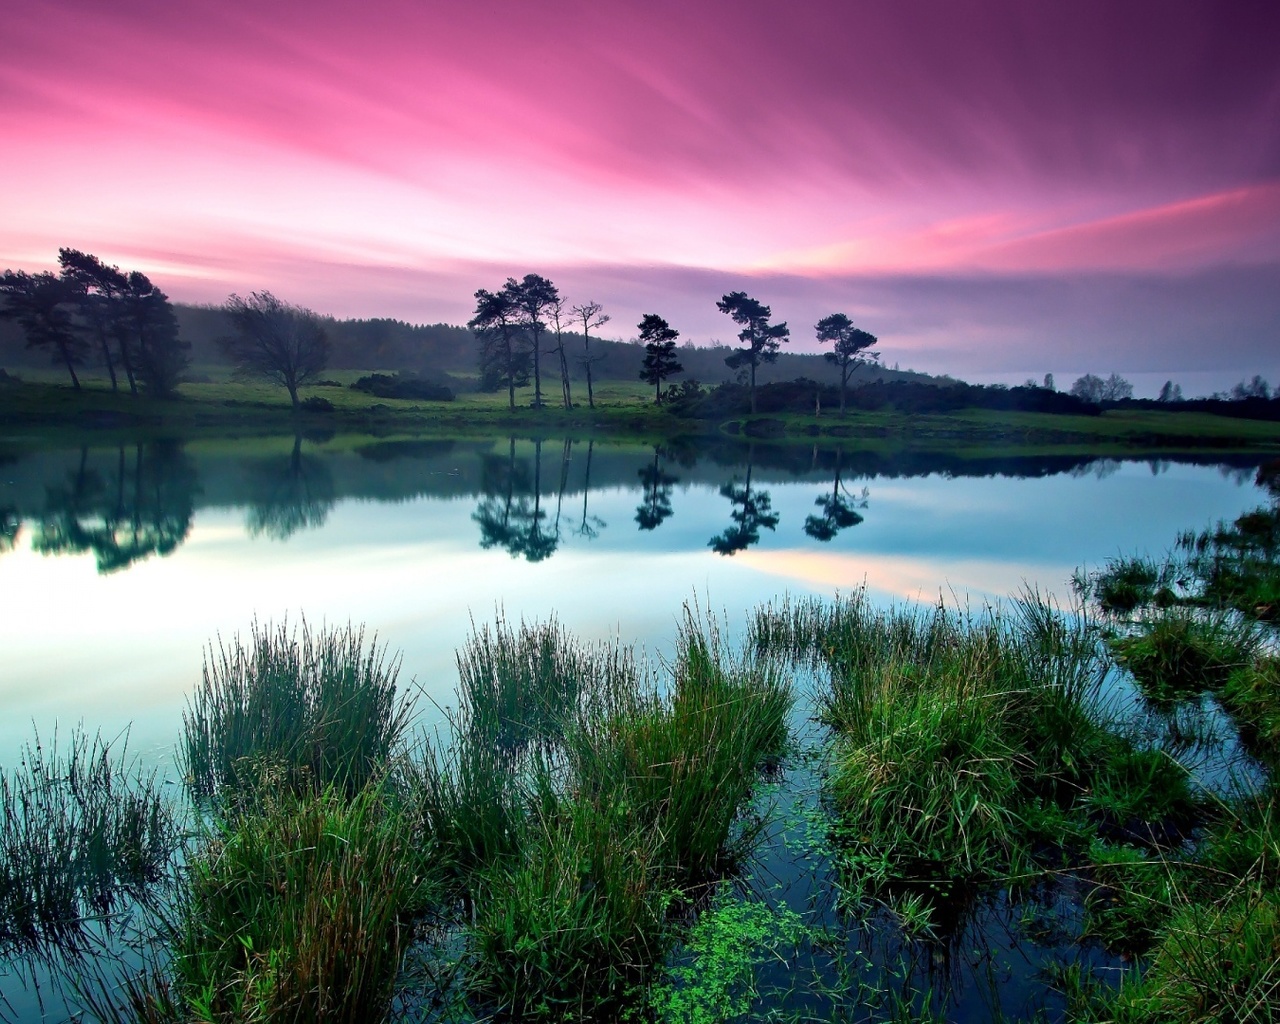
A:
[349, 372, 454, 401]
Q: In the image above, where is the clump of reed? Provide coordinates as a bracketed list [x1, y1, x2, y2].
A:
[467, 796, 668, 1020]
[181, 618, 412, 807]
[413, 608, 793, 1020]
[1079, 791, 1280, 1022]
[455, 614, 598, 757]
[1109, 608, 1258, 704]
[0, 728, 174, 951]
[162, 785, 432, 1024]
[756, 591, 1116, 883]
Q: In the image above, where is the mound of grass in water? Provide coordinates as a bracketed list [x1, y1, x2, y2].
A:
[414, 607, 793, 1020]
[101, 785, 434, 1024]
[0, 728, 174, 951]
[181, 618, 412, 806]
[752, 589, 1206, 888]
[1109, 608, 1257, 704]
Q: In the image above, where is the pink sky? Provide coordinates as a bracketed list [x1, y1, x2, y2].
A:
[3, 0, 1278, 381]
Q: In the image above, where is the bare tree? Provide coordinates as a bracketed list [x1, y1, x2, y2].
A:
[547, 295, 573, 409]
[571, 300, 610, 409]
[220, 292, 329, 411]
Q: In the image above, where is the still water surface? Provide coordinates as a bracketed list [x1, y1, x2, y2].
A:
[0, 435, 1269, 767]
[0, 434, 1275, 1021]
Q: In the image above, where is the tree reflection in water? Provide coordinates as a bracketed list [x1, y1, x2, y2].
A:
[244, 434, 336, 541]
[473, 438, 558, 562]
[709, 448, 778, 555]
[33, 441, 197, 573]
[0, 506, 19, 554]
[635, 446, 678, 531]
[804, 452, 869, 542]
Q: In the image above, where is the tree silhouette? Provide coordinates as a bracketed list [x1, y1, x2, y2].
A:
[506, 274, 559, 409]
[635, 448, 678, 531]
[58, 248, 130, 392]
[470, 287, 529, 409]
[716, 292, 789, 414]
[814, 313, 877, 416]
[121, 271, 188, 397]
[244, 434, 336, 540]
[803, 454, 869, 541]
[709, 457, 778, 555]
[571, 301, 610, 409]
[637, 314, 683, 404]
[0, 270, 86, 389]
[221, 292, 329, 411]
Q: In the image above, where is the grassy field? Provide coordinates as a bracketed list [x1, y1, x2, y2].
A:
[5, 371, 1280, 455]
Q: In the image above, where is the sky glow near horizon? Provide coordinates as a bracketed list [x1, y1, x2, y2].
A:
[3, 0, 1279, 379]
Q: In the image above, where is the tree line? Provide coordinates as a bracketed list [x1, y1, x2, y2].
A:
[0, 252, 926, 418]
[0, 249, 189, 396]
[468, 274, 880, 415]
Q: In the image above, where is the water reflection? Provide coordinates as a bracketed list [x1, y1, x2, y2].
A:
[635, 447, 678, 531]
[0, 506, 18, 553]
[709, 449, 779, 556]
[473, 438, 558, 562]
[573, 439, 606, 540]
[244, 434, 336, 541]
[31, 442, 196, 573]
[2, 437, 1275, 575]
[804, 451, 869, 542]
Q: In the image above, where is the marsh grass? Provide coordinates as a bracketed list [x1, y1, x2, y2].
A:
[754, 590, 1122, 885]
[181, 618, 411, 807]
[0, 728, 174, 952]
[124, 784, 435, 1024]
[410, 608, 794, 1020]
[1109, 608, 1258, 704]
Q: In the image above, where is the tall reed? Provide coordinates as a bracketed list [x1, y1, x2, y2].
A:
[182, 618, 411, 806]
[170, 784, 434, 1024]
[0, 728, 174, 951]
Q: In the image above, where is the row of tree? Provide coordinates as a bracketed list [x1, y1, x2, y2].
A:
[3, 253, 888, 414]
[0, 250, 189, 396]
[469, 276, 881, 415]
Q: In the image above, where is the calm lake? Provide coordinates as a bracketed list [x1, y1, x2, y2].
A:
[1, 433, 1275, 1021]
[0, 435, 1270, 768]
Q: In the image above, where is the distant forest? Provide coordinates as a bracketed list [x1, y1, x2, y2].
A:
[0, 301, 924, 391]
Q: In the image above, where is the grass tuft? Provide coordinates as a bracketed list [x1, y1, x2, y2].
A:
[181, 618, 412, 806]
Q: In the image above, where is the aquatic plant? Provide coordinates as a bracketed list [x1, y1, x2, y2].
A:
[181, 618, 412, 806]
[176, 785, 431, 1024]
[0, 728, 174, 952]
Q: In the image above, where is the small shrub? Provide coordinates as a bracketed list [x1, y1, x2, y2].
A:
[299, 395, 334, 413]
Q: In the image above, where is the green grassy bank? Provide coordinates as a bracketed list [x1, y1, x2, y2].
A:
[5, 373, 1280, 456]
